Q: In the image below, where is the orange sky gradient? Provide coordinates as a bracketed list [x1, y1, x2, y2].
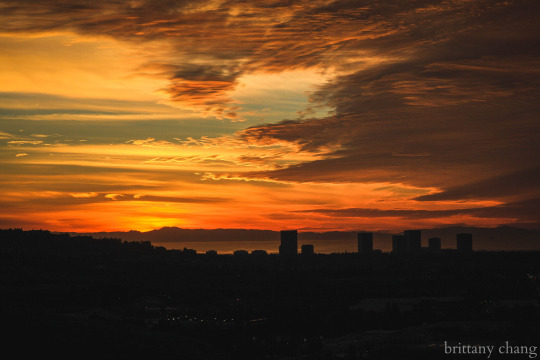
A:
[1, 0, 539, 232]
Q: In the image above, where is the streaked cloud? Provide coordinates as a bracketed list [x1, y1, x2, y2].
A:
[104, 193, 125, 201]
[69, 192, 98, 198]
[8, 140, 43, 145]
[0, 130, 14, 139]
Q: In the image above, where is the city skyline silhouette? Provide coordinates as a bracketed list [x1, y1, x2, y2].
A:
[1, 228, 539, 359]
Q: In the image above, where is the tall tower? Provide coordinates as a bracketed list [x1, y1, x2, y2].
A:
[357, 232, 373, 255]
[404, 230, 421, 253]
[392, 235, 407, 254]
[457, 233, 473, 253]
[279, 230, 298, 256]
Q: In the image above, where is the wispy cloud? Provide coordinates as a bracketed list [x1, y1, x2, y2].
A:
[8, 140, 43, 145]
[104, 193, 125, 201]
[0, 130, 14, 139]
[69, 192, 98, 198]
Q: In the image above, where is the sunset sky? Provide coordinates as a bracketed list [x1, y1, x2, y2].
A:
[1, 0, 539, 232]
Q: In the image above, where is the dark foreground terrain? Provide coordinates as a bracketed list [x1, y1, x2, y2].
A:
[1, 229, 539, 359]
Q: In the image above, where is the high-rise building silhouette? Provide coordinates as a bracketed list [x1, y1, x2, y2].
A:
[357, 232, 373, 255]
[457, 233, 473, 253]
[428, 237, 441, 253]
[392, 235, 407, 254]
[279, 230, 298, 256]
[404, 230, 421, 253]
[301, 244, 314, 255]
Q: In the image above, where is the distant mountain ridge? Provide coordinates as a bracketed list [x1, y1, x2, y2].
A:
[65, 226, 540, 251]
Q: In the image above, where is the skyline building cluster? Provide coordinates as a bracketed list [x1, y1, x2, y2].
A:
[388, 230, 472, 255]
[198, 230, 475, 256]
[278, 229, 474, 256]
